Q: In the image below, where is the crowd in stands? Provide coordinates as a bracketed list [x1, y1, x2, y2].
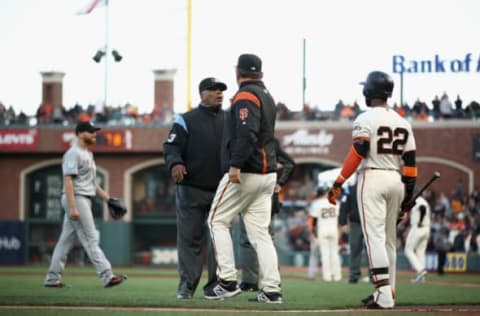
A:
[277, 93, 480, 122]
[399, 181, 480, 256]
[282, 179, 480, 257]
[0, 101, 173, 127]
[1, 92, 479, 127]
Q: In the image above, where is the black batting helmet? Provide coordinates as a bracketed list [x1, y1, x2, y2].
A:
[360, 71, 394, 106]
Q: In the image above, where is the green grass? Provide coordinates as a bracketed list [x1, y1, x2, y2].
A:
[0, 266, 479, 315]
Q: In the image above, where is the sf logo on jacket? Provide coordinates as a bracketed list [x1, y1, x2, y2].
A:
[239, 108, 248, 123]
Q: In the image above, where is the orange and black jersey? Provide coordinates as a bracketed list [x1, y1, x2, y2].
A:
[222, 80, 277, 174]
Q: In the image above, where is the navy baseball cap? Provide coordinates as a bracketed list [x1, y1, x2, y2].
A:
[199, 77, 227, 93]
[236, 53, 262, 72]
[75, 121, 101, 134]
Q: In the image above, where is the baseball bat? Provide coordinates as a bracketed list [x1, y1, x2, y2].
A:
[409, 171, 441, 203]
[397, 171, 440, 225]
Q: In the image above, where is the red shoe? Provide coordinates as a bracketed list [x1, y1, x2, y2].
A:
[105, 274, 127, 288]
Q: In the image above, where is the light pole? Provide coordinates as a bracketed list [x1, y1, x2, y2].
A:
[92, 48, 122, 107]
[91, 2, 122, 107]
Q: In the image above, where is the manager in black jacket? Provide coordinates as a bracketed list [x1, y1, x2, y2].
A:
[205, 53, 283, 304]
[163, 77, 227, 299]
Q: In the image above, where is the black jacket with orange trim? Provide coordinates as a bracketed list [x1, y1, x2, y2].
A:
[221, 80, 277, 174]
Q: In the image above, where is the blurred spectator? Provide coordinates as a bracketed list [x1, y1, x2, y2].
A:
[351, 101, 361, 118]
[5, 106, 16, 125]
[0, 102, 6, 125]
[393, 102, 406, 117]
[454, 95, 465, 119]
[448, 213, 466, 245]
[276, 102, 293, 120]
[433, 192, 450, 219]
[431, 95, 441, 120]
[411, 99, 429, 121]
[339, 104, 355, 121]
[16, 111, 28, 125]
[452, 228, 467, 252]
[333, 99, 344, 120]
[94, 99, 106, 122]
[303, 103, 316, 120]
[288, 209, 310, 251]
[433, 226, 450, 275]
[36, 103, 53, 124]
[466, 101, 480, 119]
[453, 178, 466, 202]
[77, 111, 91, 122]
[439, 93, 453, 119]
[52, 105, 66, 124]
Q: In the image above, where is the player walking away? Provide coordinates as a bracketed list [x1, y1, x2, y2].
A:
[338, 176, 366, 284]
[327, 71, 417, 309]
[163, 77, 227, 299]
[44, 121, 126, 288]
[238, 138, 295, 292]
[308, 186, 342, 282]
[205, 53, 283, 303]
[403, 192, 431, 284]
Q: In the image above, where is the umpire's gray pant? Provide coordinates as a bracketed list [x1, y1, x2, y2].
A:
[44, 195, 113, 286]
[176, 185, 217, 294]
[349, 221, 364, 281]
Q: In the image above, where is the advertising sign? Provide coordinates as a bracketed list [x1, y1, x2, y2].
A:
[0, 221, 25, 264]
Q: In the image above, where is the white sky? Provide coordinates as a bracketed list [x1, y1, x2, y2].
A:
[1, 0, 480, 115]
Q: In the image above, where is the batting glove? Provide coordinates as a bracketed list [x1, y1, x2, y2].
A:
[328, 182, 342, 205]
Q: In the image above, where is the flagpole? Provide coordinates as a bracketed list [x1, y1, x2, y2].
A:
[186, 0, 192, 111]
[103, 0, 110, 107]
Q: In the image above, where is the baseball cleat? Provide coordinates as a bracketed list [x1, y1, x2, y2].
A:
[248, 290, 283, 304]
[361, 294, 374, 306]
[204, 280, 241, 300]
[105, 274, 127, 288]
[411, 269, 427, 284]
[44, 282, 71, 288]
[177, 292, 192, 299]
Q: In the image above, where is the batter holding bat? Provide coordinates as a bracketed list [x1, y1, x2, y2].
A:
[327, 71, 417, 309]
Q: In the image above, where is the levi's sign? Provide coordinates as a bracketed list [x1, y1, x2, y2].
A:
[392, 53, 480, 73]
[0, 129, 39, 150]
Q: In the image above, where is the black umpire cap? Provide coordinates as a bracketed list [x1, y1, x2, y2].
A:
[75, 121, 101, 135]
[236, 53, 262, 73]
[198, 77, 227, 93]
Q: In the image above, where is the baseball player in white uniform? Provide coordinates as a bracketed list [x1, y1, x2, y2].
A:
[404, 193, 431, 283]
[308, 187, 342, 282]
[328, 71, 417, 309]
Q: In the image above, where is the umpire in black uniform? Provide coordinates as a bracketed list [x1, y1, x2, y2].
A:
[338, 176, 365, 283]
[163, 77, 227, 299]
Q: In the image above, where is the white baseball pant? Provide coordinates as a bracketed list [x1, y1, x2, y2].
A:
[318, 231, 342, 281]
[208, 172, 281, 293]
[357, 169, 403, 308]
[404, 226, 430, 273]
